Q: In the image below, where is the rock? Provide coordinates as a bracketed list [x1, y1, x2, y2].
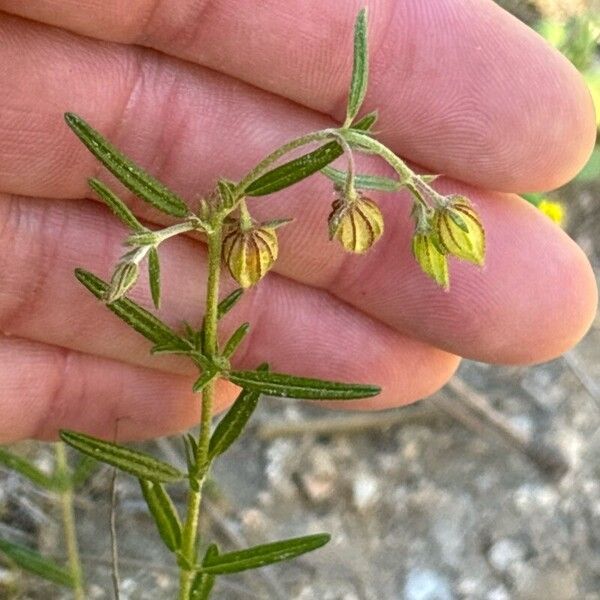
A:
[486, 585, 511, 600]
[352, 471, 379, 512]
[514, 565, 579, 600]
[404, 568, 454, 600]
[487, 538, 528, 573]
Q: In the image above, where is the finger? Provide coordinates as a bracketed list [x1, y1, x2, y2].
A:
[0, 336, 208, 442]
[0, 1, 594, 191]
[0, 172, 594, 381]
[0, 193, 459, 422]
[269, 178, 598, 364]
[0, 17, 595, 364]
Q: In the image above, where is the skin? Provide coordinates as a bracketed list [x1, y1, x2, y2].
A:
[0, 0, 596, 442]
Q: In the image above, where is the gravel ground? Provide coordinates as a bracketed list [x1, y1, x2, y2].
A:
[1, 3, 599, 599]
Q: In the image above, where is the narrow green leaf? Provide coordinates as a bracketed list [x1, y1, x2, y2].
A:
[245, 112, 377, 197]
[65, 113, 189, 218]
[182, 433, 198, 473]
[60, 430, 184, 483]
[0, 538, 74, 588]
[222, 323, 249, 359]
[187, 433, 198, 459]
[208, 387, 260, 460]
[182, 322, 202, 350]
[0, 447, 56, 490]
[200, 534, 330, 575]
[246, 140, 342, 197]
[353, 110, 378, 131]
[193, 369, 218, 393]
[75, 269, 189, 352]
[190, 544, 219, 599]
[148, 247, 161, 309]
[346, 8, 369, 123]
[217, 178, 236, 209]
[189, 571, 215, 600]
[322, 166, 401, 192]
[88, 178, 145, 231]
[421, 174, 439, 184]
[70, 456, 98, 489]
[227, 370, 380, 400]
[217, 289, 244, 319]
[139, 479, 182, 552]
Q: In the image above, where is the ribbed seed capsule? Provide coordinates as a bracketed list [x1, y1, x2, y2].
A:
[433, 198, 485, 266]
[328, 194, 384, 254]
[411, 233, 449, 290]
[223, 227, 279, 288]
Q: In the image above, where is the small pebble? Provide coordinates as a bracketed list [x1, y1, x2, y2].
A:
[404, 568, 454, 600]
[488, 538, 527, 572]
[352, 472, 379, 512]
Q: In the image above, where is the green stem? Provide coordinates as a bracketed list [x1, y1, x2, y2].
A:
[340, 130, 414, 183]
[178, 224, 223, 600]
[127, 219, 202, 247]
[331, 132, 357, 199]
[54, 443, 85, 600]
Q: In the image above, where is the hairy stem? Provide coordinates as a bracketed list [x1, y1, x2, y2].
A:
[340, 130, 414, 183]
[54, 443, 85, 600]
[178, 223, 223, 599]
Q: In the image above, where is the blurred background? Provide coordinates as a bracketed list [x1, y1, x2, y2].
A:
[1, 1, 599, 598]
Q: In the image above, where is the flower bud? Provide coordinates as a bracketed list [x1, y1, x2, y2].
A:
[105, 261, 139, 303]
[328, 193, 383, 254]
[433, 197, 485, 266]
[222, 226, 279, 288]
[411, 233, 449, 290]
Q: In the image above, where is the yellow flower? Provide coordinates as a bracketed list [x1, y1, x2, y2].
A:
[433, 198, 485, 266]
[222, 225, 279, 288]
[538, 199, 565, 226]
[328, 193, 384, 254]
[411, 232, 449, 290]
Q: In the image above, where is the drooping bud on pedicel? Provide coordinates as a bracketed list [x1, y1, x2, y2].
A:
[223, 225, 279, 288]
[433, 196, 485, 266]
[411, 231, 449, 290]
[105, 261, 139, 303]
[328, 191, 383, 254]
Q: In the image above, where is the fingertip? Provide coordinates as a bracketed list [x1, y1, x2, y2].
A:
[515, 53, 597, 192]
[460, 195, 598, 364]
[330, 344, 461, 411]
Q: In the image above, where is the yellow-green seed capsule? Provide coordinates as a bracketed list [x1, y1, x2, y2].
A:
[328, 194, 384, 254]
[222, 226, 279, 288]
[411, 233, 449, 290]
[433, 198, 485, 266]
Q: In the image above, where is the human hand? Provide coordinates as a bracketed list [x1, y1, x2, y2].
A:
[0, 0, 596, 442]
